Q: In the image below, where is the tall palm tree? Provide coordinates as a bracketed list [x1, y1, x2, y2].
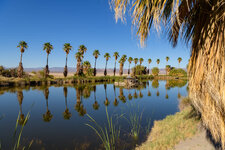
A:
[78, 45, 87, 75]
[128, 57, 133, 75]
[139, 58, 144, 65]
[133, 58, 138, 76]
[63, 87, 72, 120]
[148, 58, 152, 75]
[104, 53, 111, 76]
[83, 61, 91, 75]
[75, 52, 82, 75]
[113, 52, 119, 76]
[43, 43, 53, 78]
[156, 59, 160, 67]
[119, 55, 127, 76]
[63, 43, 72, 77]
[166, 57, 170, 75]
[177, 57, 182, 68]
[93, 50, 100, 76]
[17, 41, 28, 78]
[111, 2, 225, 146]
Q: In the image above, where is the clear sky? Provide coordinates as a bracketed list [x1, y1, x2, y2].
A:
[0, 0, 190, 69]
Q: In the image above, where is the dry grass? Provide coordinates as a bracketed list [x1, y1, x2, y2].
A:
[136, 106, 200, 150]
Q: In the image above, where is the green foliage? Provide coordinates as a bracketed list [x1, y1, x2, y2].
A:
[152, 67, 159, 76]
[0, 66, 22, 78]
[152, 80, 159, 88]
[169, 68, 187, 77]
[131, 65, 147, 75]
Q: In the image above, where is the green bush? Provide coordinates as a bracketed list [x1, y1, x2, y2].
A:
[0, 66, 18, 77]
[169, 68, 187, 77]
[152, 67, 159, 76]
[131, 65, 147, 75]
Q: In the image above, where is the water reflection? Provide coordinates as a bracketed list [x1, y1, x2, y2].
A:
[0, 79, 188, 150]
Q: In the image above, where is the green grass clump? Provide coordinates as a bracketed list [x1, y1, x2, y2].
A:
[85, 107, 122, 150]
[136, 106, 200, 150]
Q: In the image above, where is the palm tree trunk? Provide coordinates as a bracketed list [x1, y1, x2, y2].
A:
[104, 61, 108, 76]
[47, 54, 49, 66]
[20, 53, 23, 63]
[94, 58, 97, 76]
[114, 60, 116, 76]
[128, 63, 130, 75]
[65, 54, 68, 66]
[134, 64, 136, 76]
[148, 64, 150, 75]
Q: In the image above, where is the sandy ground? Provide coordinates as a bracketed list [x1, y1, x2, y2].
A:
[174, 127, 216, 150]
[49, 72, 129, 78]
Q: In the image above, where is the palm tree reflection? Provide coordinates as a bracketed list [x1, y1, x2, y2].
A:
[63, 87, 72, 120]
[113, 85, 119, 106]
[147, 81, 151, 97]
[118, 87, 126, 103]
[93, 86, 99, 110]
[75, 87, 86, 116]
[17, 90, 26, 125]
[43, 88, 53, 122]
[104, 84, 110, 106]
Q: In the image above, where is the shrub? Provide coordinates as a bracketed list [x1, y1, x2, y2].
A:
[152, 67, 159, 76]
[169, 68, 187, 77]
[131, 65, 147, 75]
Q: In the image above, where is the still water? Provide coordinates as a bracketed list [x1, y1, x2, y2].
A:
[0, 80, 187, 150]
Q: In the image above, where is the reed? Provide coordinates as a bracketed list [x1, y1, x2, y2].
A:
[85, 107, 122, 150]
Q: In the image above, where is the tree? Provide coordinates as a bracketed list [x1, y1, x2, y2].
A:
[93, 50, 100, 76]
[63, 43, 72, 77]
[148, 59, 152, 75]
[152, 67, 159, 76]
[133, 58, 138, 76]
[166, 57, 170, 63]
[119, 55, 127, 76]
[17, 90, 25, 125]
[111, 2, 225, 146]
[17, 41, 28, 78]
[104, 84, 110, 106]
[75, 52, 82, 75]
[139, 58, 144, 65]
[104, 53, 111, 76]
[177, 57, 182, 68]
[139, 58, 144, 75]
[83, 61, 91, 75]
[43, 43, 53, 78]
[93, 86, 100, 110]
[156, 59, 160, 67]
[113, 52, 119, 76]
[78, 45, 87, 75]
[165, 56, 170, 75]
[128, 57, 133, 75]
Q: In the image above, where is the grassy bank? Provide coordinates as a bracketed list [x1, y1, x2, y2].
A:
[136, 98, 200, 150]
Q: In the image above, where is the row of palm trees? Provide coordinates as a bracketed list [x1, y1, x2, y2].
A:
[17, 41, 183, 78]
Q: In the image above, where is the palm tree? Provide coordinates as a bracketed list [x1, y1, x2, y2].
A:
[93, 50, 100, 76]
[113, 52, 119, 76]
[113, 85, 119, 106]
[139, 58, 144, 75]
[63, 87, 72, 120]
[111, 2, 225, 146]
[119, 55, 127, 76]
[148, 59, 152, 75]
[139, 58, 144, 65]
[156, 59, 160, 68]
[177, 57, 182, 68]
[133, 58, 138, 76]
[43, 43, 53, 78]
[17, 41, 28, 78]
[75, 52, 82, 75]
[78, 45, 87, 75]
[104, 53, 111, 76]
[128, 57, 133, 75]
[165, 56, 170, 75]
[83, 61, 91, 75]
[63, 43, 72, 77]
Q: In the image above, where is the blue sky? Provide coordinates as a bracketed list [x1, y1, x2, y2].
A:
[0, 0, 190, 69]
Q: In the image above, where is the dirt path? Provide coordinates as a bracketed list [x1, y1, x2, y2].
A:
[174, 128, 216, 150]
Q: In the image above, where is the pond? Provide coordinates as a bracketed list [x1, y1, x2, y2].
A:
[0, 79, 188, 150]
